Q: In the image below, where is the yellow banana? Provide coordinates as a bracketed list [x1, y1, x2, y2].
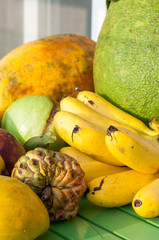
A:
[86, 170, 159, 208]
[105, 125, 159, 174]
[76, 90, 159, 137]
[132, 178, 159, 218]
[54, 111, 123, 166]
[149, 117, 159, 131]
[60, 96, 151, 138]
[60, 146, 130, 182]
[60, 146, 95, 162]
[0, 156, 5, 174]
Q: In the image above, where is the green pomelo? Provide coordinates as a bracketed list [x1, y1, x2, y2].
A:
[1, 95, 66, 151]
[94, 0, 159, 124]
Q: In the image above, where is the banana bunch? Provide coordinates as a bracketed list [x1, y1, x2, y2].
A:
[105, 125, 159, 174]
[54, 110, 122, 166]
[76, 89, 159, 137]
[54, 90, 159, 216]
[60, 146, 130, 182]
[87, 170, 159, 208]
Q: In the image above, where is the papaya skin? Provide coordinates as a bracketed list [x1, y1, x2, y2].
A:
[0, 34, 95, 120]
[94, 0, 159, 124]
[0, 175, 50, 240]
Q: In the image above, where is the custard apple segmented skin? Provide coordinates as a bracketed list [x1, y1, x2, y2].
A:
[11, 147, 87, 222]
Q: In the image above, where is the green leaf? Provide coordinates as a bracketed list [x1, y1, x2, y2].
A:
[23, 134, 57, 151]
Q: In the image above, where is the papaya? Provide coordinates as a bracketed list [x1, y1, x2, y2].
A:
[0, 34, 95, 120]
[94, 0, 159, 124]
[0, 175, 50, 240]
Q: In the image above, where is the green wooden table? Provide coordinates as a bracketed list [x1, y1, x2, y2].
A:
[37, 197, 159, 240]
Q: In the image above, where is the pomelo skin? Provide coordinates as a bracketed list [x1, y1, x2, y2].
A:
[94, 0, 159, 124]
[1, 95, 66, 151]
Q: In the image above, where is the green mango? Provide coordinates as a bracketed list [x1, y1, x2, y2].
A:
[1, 95, 66, 151]
[94, 0, 159, 124]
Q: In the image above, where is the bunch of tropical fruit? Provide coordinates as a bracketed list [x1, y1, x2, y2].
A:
[54, 90, 159, 217]
[0, 0, 158, 239]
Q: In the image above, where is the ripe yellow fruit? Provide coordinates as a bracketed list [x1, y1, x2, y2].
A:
[60, 146, 130, 182]
[105, 126, 159, 174]
[0, 175, 50, 240]
[54, 111, 123, 166]
[133, 178, 159, 218]
[0, 34, 95, 120]
[87, 170, 159, 208]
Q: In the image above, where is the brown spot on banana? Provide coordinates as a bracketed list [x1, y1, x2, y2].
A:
[90, 178, 105, 195]
[88, 100, 94, 105]
[118, 146, 125, 153]
[71, 125, 80, 142]
[93, 178, 105, 191]
[107, 125, 119, 141]
[134, 199, 142, 207]
[107, 126, 119, 135]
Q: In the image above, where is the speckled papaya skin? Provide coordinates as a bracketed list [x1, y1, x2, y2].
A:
[0, 34, 95, 120]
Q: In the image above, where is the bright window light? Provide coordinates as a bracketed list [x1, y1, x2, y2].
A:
[23, 0, 39, 43]
[91, 0, 107, 42]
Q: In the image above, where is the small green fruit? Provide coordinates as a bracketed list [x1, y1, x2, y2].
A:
[1, 95, 66, 151]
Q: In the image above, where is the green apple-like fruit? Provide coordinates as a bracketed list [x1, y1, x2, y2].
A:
[0, 128, 26, 175]
[1, 95, 66, 151]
